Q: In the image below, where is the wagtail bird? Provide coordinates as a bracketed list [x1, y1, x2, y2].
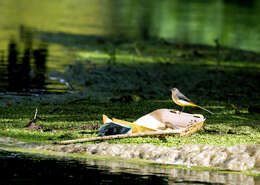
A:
[171, 88, 213, 114]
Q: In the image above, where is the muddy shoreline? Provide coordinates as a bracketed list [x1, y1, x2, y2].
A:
[38, 142, 260, 172]
[1, 137, 259, 173]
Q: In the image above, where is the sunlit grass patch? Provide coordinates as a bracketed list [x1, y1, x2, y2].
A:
[0, 98, 259, 146]
[1, 41, 260, 146]
[0, 128, 97, 143]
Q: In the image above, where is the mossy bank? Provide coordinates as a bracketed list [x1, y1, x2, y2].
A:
[0, 41, 260, 173]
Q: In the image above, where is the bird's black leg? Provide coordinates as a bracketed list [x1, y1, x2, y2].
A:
[179, 106, 185, 114]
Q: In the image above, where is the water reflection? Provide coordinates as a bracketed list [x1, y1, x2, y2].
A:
[1, 0, 260, 93]
[32, 43, 48, 90]
[5, 38, 48, 92]
[0, 150, 259, 185]
[0, 26, 73, 94]
[1, 0, 260, 50]
[7, 40, 19, 91]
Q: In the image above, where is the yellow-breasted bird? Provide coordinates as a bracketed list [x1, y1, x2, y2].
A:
[171, 88, 213, 114]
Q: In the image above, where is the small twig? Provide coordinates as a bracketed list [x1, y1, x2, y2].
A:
[67, 98, 89, 104]
[48, 107, 60, 114]
[214, 39, 221, 70]
[203, 128, 251, 136]
[202, 125, 210, 131]
[134, 43, 142, 57]
[32, 107, 46, 121]
[78, 131, 99, 135]
[53, 121, 204, 145]
[33, 108, 38, 120]
[27, 107, 39, 124]
[25, 107, 43, 130]
[203, 128, 218, 133]
[53, 130, 183, 144]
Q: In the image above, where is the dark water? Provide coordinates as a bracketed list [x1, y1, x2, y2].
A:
[1, 150, 168, 185]
[0, 0, 260, 93]
[1, 150, 259, 185]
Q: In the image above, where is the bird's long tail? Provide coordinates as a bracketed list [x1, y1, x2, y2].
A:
[196, 105, 214, 114]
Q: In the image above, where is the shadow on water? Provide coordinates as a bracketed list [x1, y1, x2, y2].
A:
[6, 40, 47, 92]
[0, 149, 259, 185]
[0, 26, 74, 95]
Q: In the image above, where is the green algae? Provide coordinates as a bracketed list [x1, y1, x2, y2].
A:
[0, 100, 259, 147]
[0, 41, 260, 147]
